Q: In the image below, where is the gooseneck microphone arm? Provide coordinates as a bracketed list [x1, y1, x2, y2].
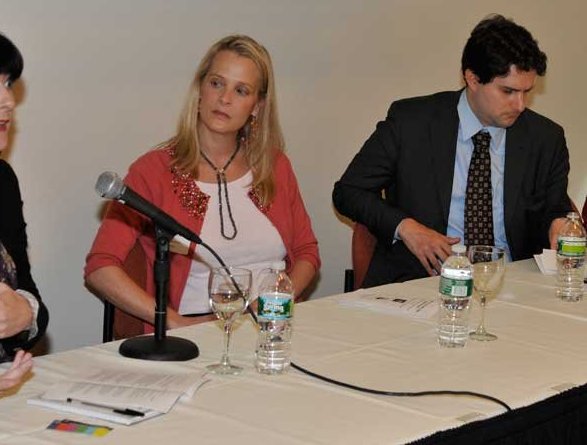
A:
[152, 225, 171, 342]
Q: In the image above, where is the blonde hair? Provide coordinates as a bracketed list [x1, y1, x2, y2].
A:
[169, 34, 284, 206]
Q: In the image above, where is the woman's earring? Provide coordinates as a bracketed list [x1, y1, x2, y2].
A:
[245, 114, 258, 150]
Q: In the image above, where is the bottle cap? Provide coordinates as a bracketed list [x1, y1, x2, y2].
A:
[452, 244, 466, 254]
[270, 261, 286, 271]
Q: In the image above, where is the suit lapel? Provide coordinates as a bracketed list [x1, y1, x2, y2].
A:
[430, 93, 460, 225]
[504, 114, 529, 230]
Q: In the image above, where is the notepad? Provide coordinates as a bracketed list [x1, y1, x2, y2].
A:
[29, 397, 160, 425]
[28, 367, 209, 425]
[339, 291, 438, 319]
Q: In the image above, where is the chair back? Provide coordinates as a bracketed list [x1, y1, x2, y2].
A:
[351, 223, 377, 290]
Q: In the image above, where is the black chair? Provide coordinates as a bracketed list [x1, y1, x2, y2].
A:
[582, 196, 587, 231]
[102, 300, 115, 343]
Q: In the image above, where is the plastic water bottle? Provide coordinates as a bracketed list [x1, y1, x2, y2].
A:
[255, 261, 294, 374]
[556, 212, 586, 302]
[438, 244, 473, 347]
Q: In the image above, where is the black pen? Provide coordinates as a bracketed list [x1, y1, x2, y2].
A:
[66, 397, 145, 417]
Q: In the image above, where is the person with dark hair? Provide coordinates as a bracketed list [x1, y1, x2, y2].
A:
[0, 32, 49, 389]
[333, 14, 572, 286]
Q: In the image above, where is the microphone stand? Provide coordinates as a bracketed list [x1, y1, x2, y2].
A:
[119, 225, 199, 361]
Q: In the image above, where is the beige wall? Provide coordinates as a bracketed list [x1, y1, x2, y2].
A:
[2, 0, 585, 352]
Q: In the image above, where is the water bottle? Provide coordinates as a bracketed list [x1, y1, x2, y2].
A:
[255, 261, 294, 374]
[438, 244, 473, 347]
[556, 212, 586, 302]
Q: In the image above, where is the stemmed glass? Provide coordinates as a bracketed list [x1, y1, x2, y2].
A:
[468, 246, 505, 341]
[206, 267, 252, 375]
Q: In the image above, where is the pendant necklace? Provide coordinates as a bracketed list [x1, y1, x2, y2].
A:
[200, 142, 240, 240]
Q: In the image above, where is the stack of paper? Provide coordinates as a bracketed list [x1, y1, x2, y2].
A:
[339, 290, 438, 319]
[28, 368, 209, 425]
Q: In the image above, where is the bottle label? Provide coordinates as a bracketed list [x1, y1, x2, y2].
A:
[558, 237, 587, 257]
[439, 277, 472, 298]
[258, 294, 293, 320]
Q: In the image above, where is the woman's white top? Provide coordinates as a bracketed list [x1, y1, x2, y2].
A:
[178, 171, 286, 314]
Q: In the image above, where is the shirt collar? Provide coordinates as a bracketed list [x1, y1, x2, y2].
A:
[458, 90, 506, 150]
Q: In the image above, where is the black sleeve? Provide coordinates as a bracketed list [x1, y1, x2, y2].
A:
[0, 160, 49, 353]
[543, 127, 573, 229]
[332, 101, 408, 244]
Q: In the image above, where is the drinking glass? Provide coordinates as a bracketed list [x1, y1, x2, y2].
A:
[206, 267, 252, 375]
[468, 246, 505, 341]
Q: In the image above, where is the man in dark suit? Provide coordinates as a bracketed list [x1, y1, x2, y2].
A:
[333, 14, 572, 287]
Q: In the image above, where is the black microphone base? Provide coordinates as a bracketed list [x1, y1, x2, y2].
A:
[119, 335, 199, 361]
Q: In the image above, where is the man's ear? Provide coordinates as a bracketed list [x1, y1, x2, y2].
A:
[464, 69, 480, 90]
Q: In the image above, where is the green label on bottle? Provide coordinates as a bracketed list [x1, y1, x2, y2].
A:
[258, 294, 293, 320]
[558, 237, 586, 257]
[439, 277, 473, 298]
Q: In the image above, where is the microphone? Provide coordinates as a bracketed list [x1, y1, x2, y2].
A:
[95, 171, 254, 361]
[95, 171, 202, 245]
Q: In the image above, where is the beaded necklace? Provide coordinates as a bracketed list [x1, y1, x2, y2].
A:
[200, 142, 240, 240]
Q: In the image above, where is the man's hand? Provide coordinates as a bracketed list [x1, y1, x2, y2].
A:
[398, 218, 461, 276]
[548, 217, 569, 250]
[0, 350, 33, 391]
[0, 283, 33, 339]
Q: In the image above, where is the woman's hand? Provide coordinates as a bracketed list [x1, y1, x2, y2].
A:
[167, 312, 217, 329]
[0, 283, 34, 339]
[0, 350, 33, 391]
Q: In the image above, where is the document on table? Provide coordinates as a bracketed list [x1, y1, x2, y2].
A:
[534, 249, 557, 275]
[339, 290, 438, 319]
[28, 367, 210, 425]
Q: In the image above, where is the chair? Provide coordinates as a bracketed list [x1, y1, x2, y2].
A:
[344, 223, 377, 292]
[582, 196, 587, 231]
[102, 242, 147, 342]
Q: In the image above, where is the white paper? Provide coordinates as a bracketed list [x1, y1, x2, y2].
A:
[339, 291, 438, 319]
[27, 397, 162, 426]
[29, 368, 210, 425]
[534, 249, 557, 275]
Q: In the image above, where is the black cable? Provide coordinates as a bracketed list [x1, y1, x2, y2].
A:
[289, 361, 512, 412]
[201, 242, 511, 412]
[200, 242, 257, 319]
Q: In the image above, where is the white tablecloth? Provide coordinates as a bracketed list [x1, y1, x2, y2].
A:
[1, 259, 586, 444]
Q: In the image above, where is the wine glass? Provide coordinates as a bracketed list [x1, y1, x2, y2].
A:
[206, 267, 252, 375]
[468, 246, 505, 341]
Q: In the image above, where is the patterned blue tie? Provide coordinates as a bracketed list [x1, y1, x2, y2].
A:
[464, 131, 494, 247]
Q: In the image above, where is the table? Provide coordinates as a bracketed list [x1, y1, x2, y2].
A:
[1, 259, 587, 444]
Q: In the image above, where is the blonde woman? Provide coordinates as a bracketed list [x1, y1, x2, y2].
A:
[85, 35, 320, 333]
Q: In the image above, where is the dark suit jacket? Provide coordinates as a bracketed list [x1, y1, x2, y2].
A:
[0, 159, 48, 358]
[333, 90, 572, 286]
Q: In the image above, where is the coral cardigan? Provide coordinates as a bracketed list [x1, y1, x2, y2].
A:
[85, 148, 320, 332]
